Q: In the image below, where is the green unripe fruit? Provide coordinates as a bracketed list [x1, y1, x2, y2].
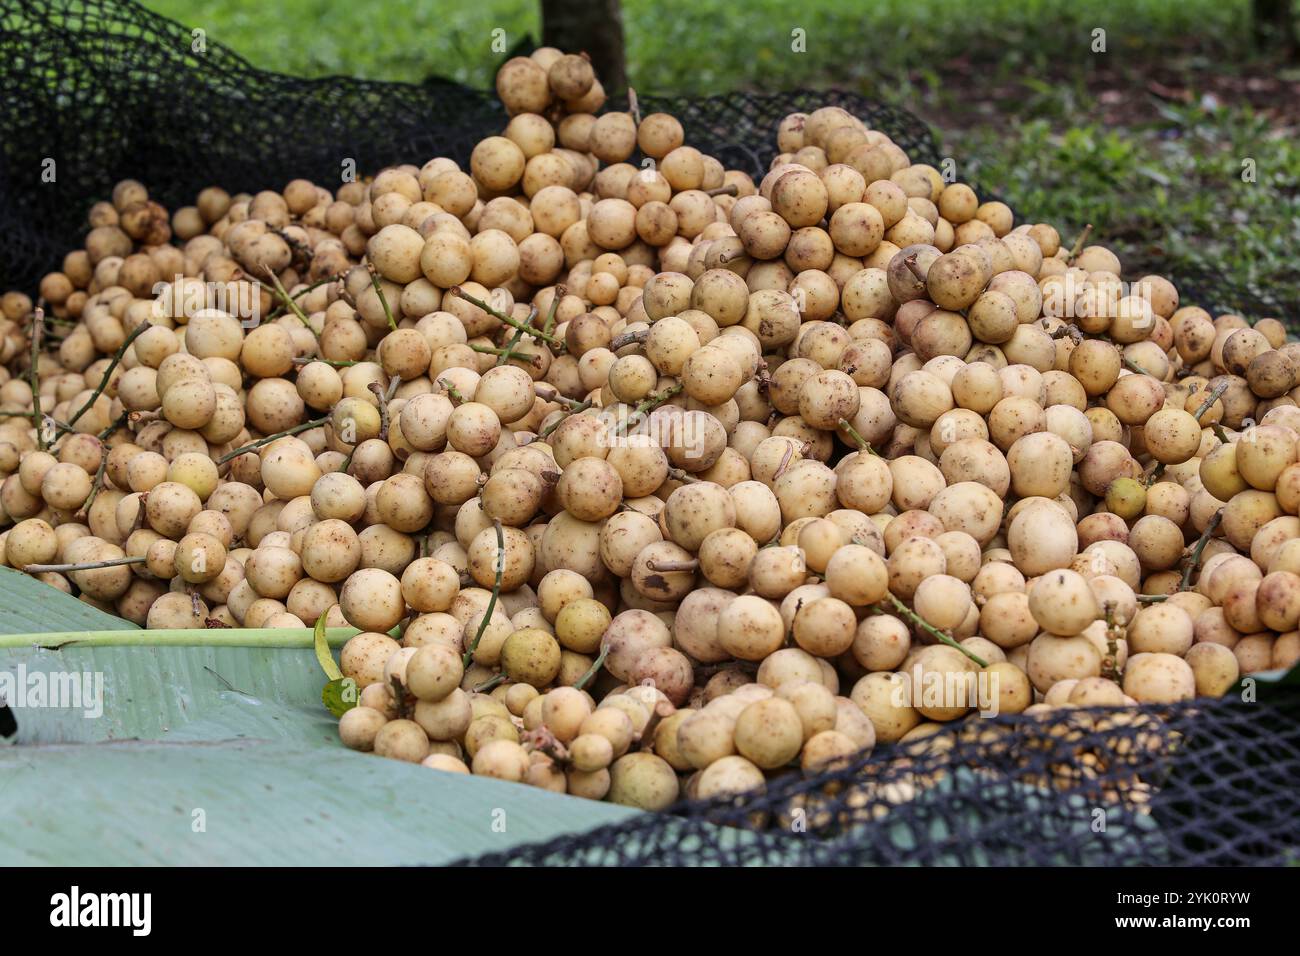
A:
[1105, 477, 1147, 520]
[500, 626, 563, 688]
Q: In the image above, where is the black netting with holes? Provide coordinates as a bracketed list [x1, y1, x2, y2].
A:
[455, 693, 1300, 867]
[3, 0, 1300, 867]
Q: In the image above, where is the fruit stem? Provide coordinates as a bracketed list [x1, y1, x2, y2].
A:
[615, 382, 683, 435]
[494, 303, 539, 368]
[1135, 594, 1169, 602]
[267, 272, 344, 319]
[837, 418, 880, 456]
[366, 265, 398, 332]
[1179, 508, 1224, 590]
[23, 555, 147, 574]
[387, 673, 414, 720]
[367, 381, 392, 442]
[1123, 357, 1153, 377]
[574, 645, 609, 692]
[772, 441, 797, 481]
[609, 328, 649, 351]
[666, 467, 700, 484]
[705, 184, 739, 197]
[488, 337, 523, 366]
[637, 700, 674, 751]
[451, 288, 564, 347]
[294, 357, 357, 368]
[882, 593, 988, 667]
[28, 307, 46, 449]
[534, 383, 590, 410]
[131, 491, 149, 534]
[474, 673, 507, 693]
[216, 415, 329, 464]
[523, 725, 571, 764]
[75, 443, 112, 520]
[539, 398, 594, 439]
[542, 284, 566, 338]
[63, 317, 152, 433]
[462, 519, 505, 669]
[1192, 381, 1229, 421]
[437, 378, 467, 405]
[903, 253, 927, 284]
[627, 86, 641, 127]
[646, 558, 699, 572]
[261, 267, 319, 338]
[1047, 322, 1083, 344]
[1067, 223, 1094, 263]
[471, 342, 537, 366]
[97, 410, 130, 443]
[271, 226, 313, 265]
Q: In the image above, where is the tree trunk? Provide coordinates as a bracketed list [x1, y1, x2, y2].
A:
[1252, 0, 1298, 58]
[540, 0, 627, 93]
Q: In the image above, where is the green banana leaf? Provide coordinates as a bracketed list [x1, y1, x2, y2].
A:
[0, 735, 641, 865]
[0, 569, 639, 865]
[0, 566, 139, 634]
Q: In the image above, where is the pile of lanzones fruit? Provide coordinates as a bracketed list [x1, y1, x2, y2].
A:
[1, 49, 1296, 810]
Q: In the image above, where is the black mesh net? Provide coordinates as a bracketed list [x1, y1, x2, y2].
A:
[458, 693, 1300, 867]
[3, 0, 1299, 867]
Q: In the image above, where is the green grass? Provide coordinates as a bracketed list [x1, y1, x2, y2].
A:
[142, 0, 1253, 90]
[957, 102, 1300, 317]
[137, 0, 1296, 320]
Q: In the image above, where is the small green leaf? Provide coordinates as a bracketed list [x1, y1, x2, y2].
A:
[313, 611, 343, 682]
[314, 612, 350, 716]
[322, 677, 358, 718]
